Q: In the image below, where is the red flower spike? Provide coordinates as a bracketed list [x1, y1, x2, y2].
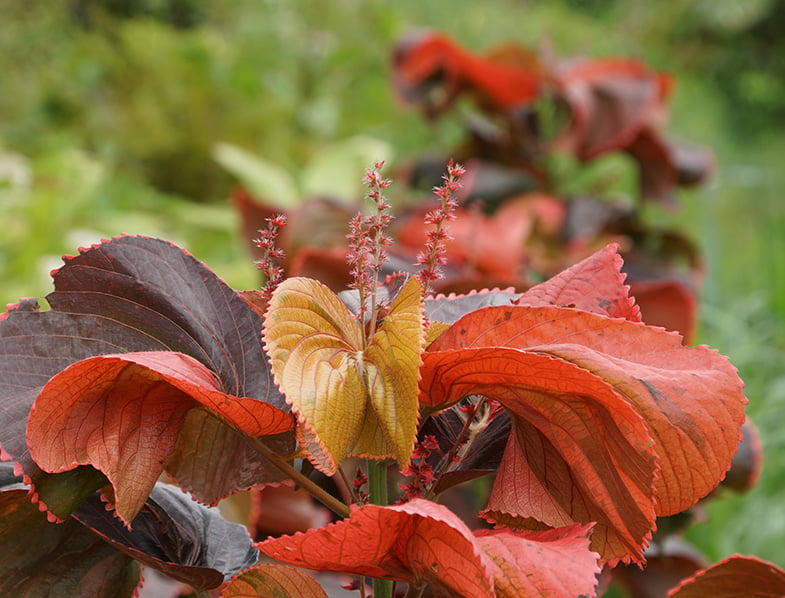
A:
[258, 499, 599, 598]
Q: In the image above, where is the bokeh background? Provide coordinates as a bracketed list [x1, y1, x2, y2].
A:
[2, 0, 784, 576]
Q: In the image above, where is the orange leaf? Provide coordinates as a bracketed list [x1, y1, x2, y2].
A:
[668, 555, 785, 598]
[476, 524, 600, 597]
[421, 346, 657, 565]
[421, 301, 746, 563]
[258, 499, 599, 598]
[26, 351, 292, 525]
[222, 564, 327, 598]
[264, 276, 424, 474]
[393, 32, 542, 116]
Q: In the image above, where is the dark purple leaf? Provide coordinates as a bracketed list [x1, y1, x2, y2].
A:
[0, 236, 288, 518]
[0, 462, 140, 597]
[73, 482, 259, 590]
[419, 401, 511, 494]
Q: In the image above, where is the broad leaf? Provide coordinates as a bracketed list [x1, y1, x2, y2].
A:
[517, 242, 641, 321]
[420, 264, 746, 563]
[421, 346, 658, 564]
[476, 524, 599, 598]
[0, 463, 140, 597]
[557, 57, 672, 161]
[0, 236, 289, 519]
[222, 564, 327, 598]
[393, 32, 542, 117]
[27, 351, 292, 524]
[668, 555, 785, 598]
[425, 289, 519, 325]
[264, 276, 424, 474]
[422, 242, 641, 326]
[421, 244, 644, 495]
[258, 498, 599, 598]
[629, 278, 697, 342]
[73, 483, 260, 590]
[397, 198, 535, 280]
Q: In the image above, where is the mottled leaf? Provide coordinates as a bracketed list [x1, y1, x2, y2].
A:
[421, 300, 746, 563]
[421, 345, 657, 564]
[258, 499, 496, 597]
[476, 524, 599, 597]
[259, 499, 599, 598]
[518, 242, 641, 321]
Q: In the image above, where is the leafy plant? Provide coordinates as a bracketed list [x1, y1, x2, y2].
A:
[0, 156, 770, 596]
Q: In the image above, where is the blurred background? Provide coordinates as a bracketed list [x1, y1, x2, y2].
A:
[1, 0, 784, 576]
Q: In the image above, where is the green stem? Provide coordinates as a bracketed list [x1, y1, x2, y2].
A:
[367, 459, 389, 506]
[367, 460, 393, 598]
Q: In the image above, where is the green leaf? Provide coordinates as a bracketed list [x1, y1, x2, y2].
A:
[213, 142, 299, 209]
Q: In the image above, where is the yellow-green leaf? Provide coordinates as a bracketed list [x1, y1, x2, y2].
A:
[264, 276, 424, 474]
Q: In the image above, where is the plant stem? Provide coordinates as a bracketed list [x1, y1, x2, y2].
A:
[202, 408, 351, 518]
[367, 460, 393, 598]
[243, 435, 350, 518]
[367, 459, 389, 506]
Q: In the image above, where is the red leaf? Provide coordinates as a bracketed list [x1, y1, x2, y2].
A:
[518, 242, 641, 321]
[556, 57, 672, 160]
[258, 499, 599, 598]
[27, 351, 292, 525]
[668, 555, 785, 598]
[259, 498, 495, 597]
[628, 278, 697, 343]
[393, 32, 542, 117]
[475, 524, 599, 597]
[398, 200, 532, 280]
[421, 288, 746, 563]
[421, 346, 657, 564]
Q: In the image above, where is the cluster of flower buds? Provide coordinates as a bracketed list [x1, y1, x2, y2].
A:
[255, 214, 287, 300]
[416, 158, 465, 294]
[398, 435, 441, 502]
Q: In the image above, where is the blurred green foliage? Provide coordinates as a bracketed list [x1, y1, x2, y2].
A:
[1, 0, 784, 580]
